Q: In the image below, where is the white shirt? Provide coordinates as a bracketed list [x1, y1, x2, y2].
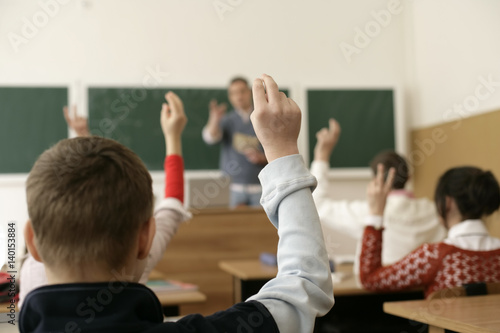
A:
[310, 160, 447, 266]
[444, 219, 500, 251]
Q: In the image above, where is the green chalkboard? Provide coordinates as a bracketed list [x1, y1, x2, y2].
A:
[308, 89, 395, 168]
[89, 87, 290, 171]
[88, 88, 230, 170]
[0, 87, 68, 173]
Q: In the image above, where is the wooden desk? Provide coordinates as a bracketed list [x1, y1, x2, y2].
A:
[156, 207, 279, 315]
[220, 259, 427, 333]
[384, 294, 500, 333]
[148, 270, 207, 316]
[218, 259, 373, 303]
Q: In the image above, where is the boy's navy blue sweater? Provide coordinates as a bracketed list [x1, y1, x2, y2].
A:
[19, 282, 278, 333]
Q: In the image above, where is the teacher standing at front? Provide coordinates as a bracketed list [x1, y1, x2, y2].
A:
[202, 77, 267, 208]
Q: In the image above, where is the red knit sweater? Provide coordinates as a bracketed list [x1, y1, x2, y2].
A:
[359, 226, 500, 297]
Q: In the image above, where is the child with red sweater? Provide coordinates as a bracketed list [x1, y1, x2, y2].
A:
[360, 164, 500, 297]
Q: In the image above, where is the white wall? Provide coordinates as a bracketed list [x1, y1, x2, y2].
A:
[0, 0, 410, 263]
[409, 0, 500, 129]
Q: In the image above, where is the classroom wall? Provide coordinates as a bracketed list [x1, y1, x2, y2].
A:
[407, 0, 500, 237]
[0, 0, 409, 260]
[409, 0, 500, 128]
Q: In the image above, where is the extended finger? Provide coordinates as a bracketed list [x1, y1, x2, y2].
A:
[376, 163, 385, 186]
[329, 118, 339, 132]
[161, 102, 169, 119]
[165, 92, 182, 115]
[63, 106, 71, 123]
[261, 74, 280, 105]
[252, 78, 267, 109]
[71, 105, 78, 119]
[384, 167, 396, 193]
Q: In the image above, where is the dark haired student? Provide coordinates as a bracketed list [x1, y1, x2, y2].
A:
[312, 119, 446, 268]
[360, 165, 500, 297]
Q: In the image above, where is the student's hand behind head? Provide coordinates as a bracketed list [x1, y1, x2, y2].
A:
[314, 118, 341, 162]
[367, 163, 396, 216]
[250, 74, 300, 163]
[161, 91, 187, 139]
[63, 105, 89, 137]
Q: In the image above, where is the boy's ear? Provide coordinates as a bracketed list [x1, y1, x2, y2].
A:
[137, 216, 156, 260]
[24, 220, 43, 263]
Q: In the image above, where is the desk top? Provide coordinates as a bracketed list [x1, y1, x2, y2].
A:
[218, 259, 374, 296]
[147, 270, 207, 306]
[384, 294, 500, 333]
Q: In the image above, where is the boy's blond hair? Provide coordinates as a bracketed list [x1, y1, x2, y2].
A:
[26, 136, 153, 270]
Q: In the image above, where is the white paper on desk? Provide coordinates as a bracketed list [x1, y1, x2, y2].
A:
[331, 272, 349, 284]
[331, 254, 355, 265]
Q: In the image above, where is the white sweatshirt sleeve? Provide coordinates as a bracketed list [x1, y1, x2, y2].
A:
[310, 160, 368, 240]
[18, 255, 47, 309]
[248, 154, 334, 333]
[202, 125, 222, 145]
[139, 198, 192, 283]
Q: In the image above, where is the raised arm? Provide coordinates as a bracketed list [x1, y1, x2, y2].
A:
[314, 118, 340, 163]
[310, 119, 367, 239]
[247, 74, 334, 333]
[161, 91, 187, 202]
[140, 92, 191, 282]
[358, 164, 439, 292]
[202, 99, 227, 144]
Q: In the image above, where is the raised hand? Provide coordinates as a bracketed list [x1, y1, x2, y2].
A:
[208, 99, 227, 123]
[63, 106, 89, 137]
[250, 74, 301, 163]
[367, 164, 396, 216]
[161, 91, 187, 156]
[314, 118, 341, 162]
